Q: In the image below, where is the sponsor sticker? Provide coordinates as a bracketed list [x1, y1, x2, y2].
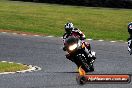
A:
[76, 74, 131, 84]
[85, 74, 130, 83]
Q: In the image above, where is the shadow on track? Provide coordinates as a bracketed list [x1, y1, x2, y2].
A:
[46, 72, 78, 74]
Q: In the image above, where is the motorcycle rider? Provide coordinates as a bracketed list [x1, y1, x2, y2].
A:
[128, 22, 132, 55]
[63, 22, 96, 63]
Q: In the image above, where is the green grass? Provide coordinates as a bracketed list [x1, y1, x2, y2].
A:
[0, 62, 29, 72]
[0, 0, 132, 41]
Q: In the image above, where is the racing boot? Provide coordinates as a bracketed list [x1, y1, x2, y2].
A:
[89, 51, 96, 64]
[84, 47, 96, 63]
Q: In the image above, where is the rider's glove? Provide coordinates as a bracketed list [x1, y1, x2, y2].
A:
[65, 54, 74, 62]
[80, 37, 86, 40]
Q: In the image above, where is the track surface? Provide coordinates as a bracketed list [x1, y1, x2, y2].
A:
[0, 33, 132, 88]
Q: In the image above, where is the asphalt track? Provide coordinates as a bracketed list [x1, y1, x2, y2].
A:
[0, 33, 132, 88]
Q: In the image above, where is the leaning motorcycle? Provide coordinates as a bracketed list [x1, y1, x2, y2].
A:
[64, 36, 96, 72]
[128, 39, 132, 55]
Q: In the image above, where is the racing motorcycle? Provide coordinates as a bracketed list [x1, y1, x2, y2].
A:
[128, 39, 132, 55]
[64, 36, 96, 72]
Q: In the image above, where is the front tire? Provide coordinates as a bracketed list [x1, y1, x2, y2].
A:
[76, 75, 87, 85]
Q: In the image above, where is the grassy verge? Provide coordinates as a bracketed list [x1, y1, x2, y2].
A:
[0, 62, 29, 72]
[0, 0, 132, 41]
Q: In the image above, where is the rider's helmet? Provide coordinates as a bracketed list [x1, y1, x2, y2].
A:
[128, 22, 132, 34]
[64, 22, 74, 34]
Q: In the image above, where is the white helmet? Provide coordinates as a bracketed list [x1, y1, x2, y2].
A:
[128, 22, 132, 30]
[65, 22, 74, 34]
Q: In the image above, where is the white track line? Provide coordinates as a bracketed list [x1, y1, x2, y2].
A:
[47, 36, 54, 37]
[1, 32, 7, 34]
[98, 40, 104, 42]
[8, 62, 14, 64]
[21, 34, 27, 36]
[87, 39, 93, 41]
[110, 41, 116, 43]
[34, 35, 40, 37]
[0, 61, 41, 75]
[1, 61, 7, 63]
[12, 33, 17, 35]
[0, 32, 127, 44]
